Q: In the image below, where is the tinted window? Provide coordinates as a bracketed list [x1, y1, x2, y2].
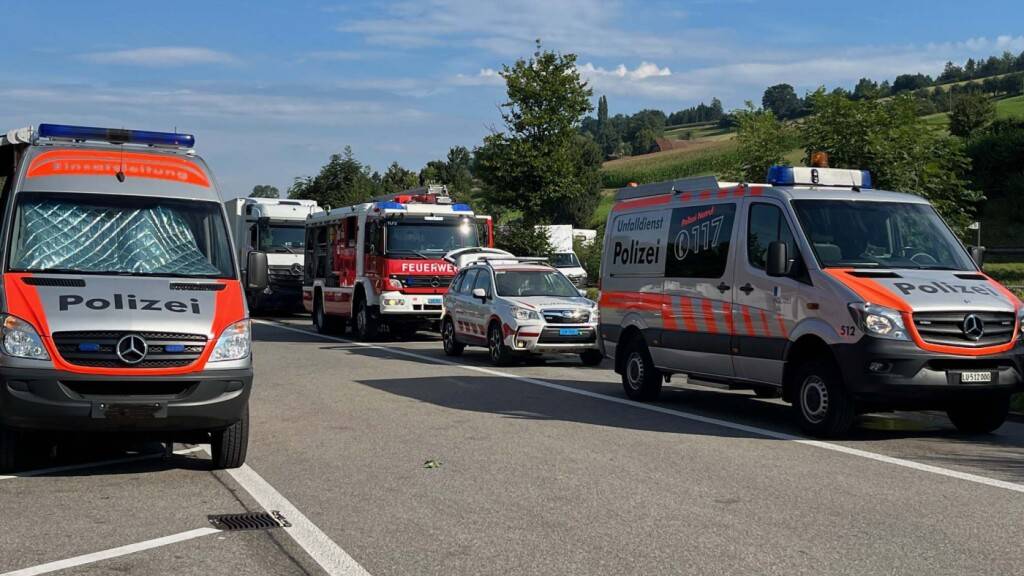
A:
[748, 203, 796, 270]
[459, 269, 479, 294]
[450, 271, 465, 293]
[474, 270, 494, 296]
[665, 203, 736, 279]
[495, 270, 579, 297]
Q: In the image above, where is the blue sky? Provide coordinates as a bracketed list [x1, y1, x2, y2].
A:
[2, 1, 1022, 197]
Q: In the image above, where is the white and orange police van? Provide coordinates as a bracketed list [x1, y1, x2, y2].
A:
[0, 124, 255, 471]
[600, 166, 1022, 437]
[303, 185, 491, 339]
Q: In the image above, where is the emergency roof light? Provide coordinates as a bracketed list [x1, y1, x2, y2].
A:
[767, 165, 872, 189]
[36, 123, 195, 149]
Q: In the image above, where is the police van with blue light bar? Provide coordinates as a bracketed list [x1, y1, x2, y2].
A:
[599, 160, 1023, 437]
[0, 123, 254, 471]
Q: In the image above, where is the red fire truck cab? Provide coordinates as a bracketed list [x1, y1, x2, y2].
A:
[303, 186, 492, 339]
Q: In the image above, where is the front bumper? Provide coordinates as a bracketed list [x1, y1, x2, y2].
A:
[507, 324, 599, 354]
[0, 367, 252, 433]
[833, 337, 1024, 407]
[379, 291, 444, 319]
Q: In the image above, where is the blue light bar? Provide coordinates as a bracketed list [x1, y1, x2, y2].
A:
[766, 165, 795, 186]
[37, 123, 195, 148]
[452, 203, 472, 212]
[376, 201, 406, 210]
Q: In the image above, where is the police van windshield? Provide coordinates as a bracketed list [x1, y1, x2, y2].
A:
[385, 217, 479, 257]
[495, 270, 579, 298]
[8, 193, 235, 278]
[792, 200, 973, 270]
[259, 224, 305, 253]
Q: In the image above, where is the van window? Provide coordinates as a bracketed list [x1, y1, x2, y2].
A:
[8, 193, 234, 278]
[459, 269, 479, 294]
[666, 203, 736, 279]
[748, 203, 796, 270]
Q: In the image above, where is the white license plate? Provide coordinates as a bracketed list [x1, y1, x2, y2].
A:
[960, 371, 993, 383]
[428, 298, 442, 305]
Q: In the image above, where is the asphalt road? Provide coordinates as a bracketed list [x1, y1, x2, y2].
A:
[2, 315, 1024, 576]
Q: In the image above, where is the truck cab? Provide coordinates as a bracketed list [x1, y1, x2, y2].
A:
[0, 124, 252, 471]
[600, 167, 1022, 437]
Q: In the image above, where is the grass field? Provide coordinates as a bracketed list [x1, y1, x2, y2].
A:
[663, 121, 735, 141]
[920, 94, 1024, 129]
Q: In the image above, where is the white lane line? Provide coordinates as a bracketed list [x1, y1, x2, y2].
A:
[0, 527, 219, 576]
[223, 462, 371, 576]
[0, 446, 205, 481]
[259, 319, 1024, 496]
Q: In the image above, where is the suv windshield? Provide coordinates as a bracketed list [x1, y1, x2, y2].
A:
[9, 193, 235, 278]
[385, 217, 479, 257]
[549, 252, 580, 268]
[259, 224, 304, 253]
[495, 269, 579, 298]
[792, 200, 973, 270]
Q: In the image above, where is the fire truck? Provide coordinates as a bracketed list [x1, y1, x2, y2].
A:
[303, 186, 493, 339]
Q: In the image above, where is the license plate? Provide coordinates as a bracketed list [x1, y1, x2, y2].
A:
[559, 328, 581, 336]
[960, 371, 993, 383]
[428, 298, 442, 305]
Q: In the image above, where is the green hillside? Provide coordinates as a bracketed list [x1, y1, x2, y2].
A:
[921, 94, 1024, 129]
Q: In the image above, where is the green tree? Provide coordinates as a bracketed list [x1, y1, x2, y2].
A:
[762, 84, 802, 119]
[288, 146, 377, 208]
[249, 184, 279, 198]
[419, 146, 475, 200]
[949, 92, 996, 139]
[379, 161, 419, 194]
[597, 95, 609, 126]
[731, 103, 794, 183]
[493, 221, 553, 256]
[475, 41, 601, 227]
[801, 92, 982, 232]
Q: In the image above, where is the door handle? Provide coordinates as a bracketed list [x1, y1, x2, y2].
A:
[739, 283, 755, 295]
[716, 282, 731, 293]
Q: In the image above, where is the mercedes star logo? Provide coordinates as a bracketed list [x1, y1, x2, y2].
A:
[116, 334, 148, 365]
[962, 314, 985, 341]
[430, 276, 440, 288]
[290, 262, 303, 276]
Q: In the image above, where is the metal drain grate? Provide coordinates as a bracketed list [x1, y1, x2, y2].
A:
[208, 511, 291, 531]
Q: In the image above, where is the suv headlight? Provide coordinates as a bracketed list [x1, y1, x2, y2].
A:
[848, 303, 908, 340]
[1, 315, 50, 360]
[210, 320, 251, 362]
[513, 307, 540, 321]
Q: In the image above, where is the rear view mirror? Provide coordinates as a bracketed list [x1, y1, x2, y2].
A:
[969, 245, 985, 268]
[766, 241, 789, 277]
[247, 251, 269, 291]
[472, 288, 488, 301]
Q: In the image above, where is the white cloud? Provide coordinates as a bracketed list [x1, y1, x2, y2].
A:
[578, 61, 671, 81]
[451, 68, 503, 86]
[80, 46, 237, 67]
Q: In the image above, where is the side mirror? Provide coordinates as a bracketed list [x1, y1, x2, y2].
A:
[766, 241, 789, 277]
[969, 245, 985, 267]
[247, 251, 269, 291]
[578, 289, 588, 297]
[472, 288, 488, 301]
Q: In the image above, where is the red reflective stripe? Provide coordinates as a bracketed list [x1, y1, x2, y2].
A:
[612, 195, 671, 213]
[776, 314, 789, 338]
[702, 299, 718, 333]
[722, 302, 735, 335]
[759, 309, 771, 337]
[741, 306, 755, 336]
[678, 297, 699, 332]
[662, 297, 679, 331]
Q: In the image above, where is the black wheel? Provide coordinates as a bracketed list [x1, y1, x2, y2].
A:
[947, 394, 1010, 434]
[353, 296, 380, 341]
[211, 404, 249, 469]
[0, 426, 19, 473]
[753, 387, 782, 399]
[313, 291, 345, 335]
[791, 358, 856, 438]
[487, 322, 513, 366]
[442, 317, 465, 356]
[621, 337, 662, 401]
[580, 349, 604, 367]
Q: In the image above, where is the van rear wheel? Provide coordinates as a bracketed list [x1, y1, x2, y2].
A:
[621, 337, 662, 401]
[211, 404, 249, 470]
[792, 358, 856, 438]
[947, 394, 1009, 434]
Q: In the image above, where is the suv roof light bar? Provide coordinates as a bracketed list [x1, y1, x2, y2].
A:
[36, 123, 195, 148]
[614, 175, 719, 202]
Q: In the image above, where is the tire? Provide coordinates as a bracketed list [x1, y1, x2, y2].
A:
[947, 394, 1010, 434]
[487, 322, 513, 366]
[211, 404, 249, 469]
[580, 349, 604, 367]
[791, 358, 856, 438]
[620, 337, 662, 401]
[0, 427, 19, 473]
[753, 387, 782, 399]
[313, 291, 345, 335]
[442, 317, 465, 356]
[353, 296, 380, 341]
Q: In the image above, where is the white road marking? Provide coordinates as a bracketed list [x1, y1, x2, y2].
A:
[259, 319, 1024, 496]
[0, 527, 219, 576]
[0, 446, 205, 481]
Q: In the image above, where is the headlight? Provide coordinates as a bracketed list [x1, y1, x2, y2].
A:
[210, 320, 251, 362]
[848, 303, 908, 340]
[513, 307, 540, 321]
[1, 315, 49, 360]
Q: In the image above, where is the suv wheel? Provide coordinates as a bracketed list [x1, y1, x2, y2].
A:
[580, 349, 603, 367]
[211, 404, 249, 470]
[947, 394, 1009, 434]
[792, 358, 856, 437]
[442, 317, 465, 356]
[353, 296, 380, 341]
[487, 322, 512, 366]
[621, 337, 662, 401]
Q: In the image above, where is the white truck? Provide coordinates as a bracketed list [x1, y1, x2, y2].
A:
[225, 197, 321, 312]
[536, 224, 597, 287]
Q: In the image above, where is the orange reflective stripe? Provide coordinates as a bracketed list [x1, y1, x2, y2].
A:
[678, 297, 699, 332]
[27, 149, 211, 188]
[759, 309, 772, 337]
[741, 306, 755, 336]
[722, 302, 735, 335]
[702, 299, 718, 333]
[824, 269, 911, 312]
[662, 297, 679, 331]
[776, 314, 789, 338]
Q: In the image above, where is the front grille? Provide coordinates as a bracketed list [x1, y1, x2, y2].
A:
[61, 380, 195, 398]
[52, 331, 208, 369]
[542, 309, 591, 324]
[402, 275, 454, 288]
[538, 326, 597, 344]
[912, 311, 1016, 348]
